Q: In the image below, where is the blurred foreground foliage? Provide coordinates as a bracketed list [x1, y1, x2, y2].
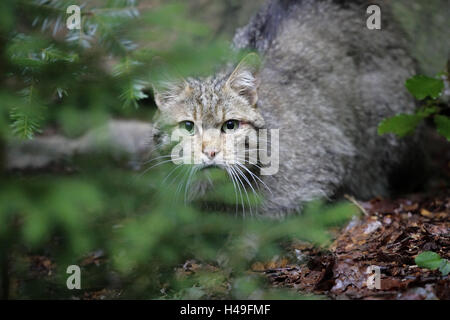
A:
[0, 0, 358, 299]
[1, 159, 358, 299]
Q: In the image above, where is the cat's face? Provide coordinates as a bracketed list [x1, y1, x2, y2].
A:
[153, 59, 265, 172]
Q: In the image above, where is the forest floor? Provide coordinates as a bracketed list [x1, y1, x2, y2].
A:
[257, 190, 450, 299]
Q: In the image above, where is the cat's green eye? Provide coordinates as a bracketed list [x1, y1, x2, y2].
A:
[180, 121, 195, 135]
[222, 120, 240, 133]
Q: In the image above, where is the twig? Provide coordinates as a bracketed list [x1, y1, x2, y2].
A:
[344, 194, 369, 216]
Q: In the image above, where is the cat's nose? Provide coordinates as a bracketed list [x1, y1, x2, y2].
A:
[208, 151, 216, 158]
[203, 148, 218, 160]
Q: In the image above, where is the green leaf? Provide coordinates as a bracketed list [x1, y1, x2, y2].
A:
[434, 115, 450, 141]
[415, 251, 443, 270]
[377, 114, 422, 137]
[405, 75, 444, 100]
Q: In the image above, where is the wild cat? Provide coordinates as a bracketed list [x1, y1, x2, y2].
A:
[150, 0, 423, 218]
[6, 0, 424, 218]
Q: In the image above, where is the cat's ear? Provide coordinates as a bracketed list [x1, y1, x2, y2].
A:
[150, 57, 190, 110]
[152, 79, 190, 109]
[225, 53, 261, 106]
